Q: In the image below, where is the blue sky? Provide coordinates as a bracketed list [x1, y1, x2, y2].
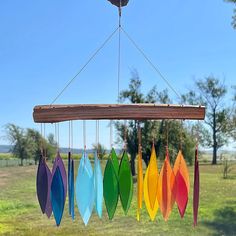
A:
[0, 0, 236, 149]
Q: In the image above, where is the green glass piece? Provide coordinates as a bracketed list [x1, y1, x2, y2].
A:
[119, 151, 133, 214]
[111, 148, 119, 176]
[103, 158, 119, 220]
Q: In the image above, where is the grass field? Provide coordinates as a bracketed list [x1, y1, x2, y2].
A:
[0, 160, 236, 236]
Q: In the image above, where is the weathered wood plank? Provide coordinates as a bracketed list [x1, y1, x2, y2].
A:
[33, 104, 205, 123]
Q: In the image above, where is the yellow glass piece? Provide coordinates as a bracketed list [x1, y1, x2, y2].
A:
[173, 150, 190, 193]
[137, 146, 143, 221]
[144, 165, 159, 221]
[147, 145, 159, 209]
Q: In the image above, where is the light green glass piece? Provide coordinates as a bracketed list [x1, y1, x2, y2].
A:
[119, 151, 133, 214]
[103, 157, 119, 220]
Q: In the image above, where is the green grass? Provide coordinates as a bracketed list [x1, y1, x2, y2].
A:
[0, 161, 236, 236]
[0, 153, 13, 160]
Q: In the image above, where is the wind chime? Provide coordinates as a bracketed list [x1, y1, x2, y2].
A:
[35, 0, 203, 227]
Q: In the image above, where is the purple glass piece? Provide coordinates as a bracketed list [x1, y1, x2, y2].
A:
[36, 155, 48, 214]
[52, 152, 67, 200]
[45, 164, 52, 218]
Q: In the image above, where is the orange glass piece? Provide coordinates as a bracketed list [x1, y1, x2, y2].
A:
[137, 145, 143, 221]
[157, 147, 176, 221]
[147, 145, 159, 209]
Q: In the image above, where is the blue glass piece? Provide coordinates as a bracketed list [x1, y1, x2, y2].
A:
[71, 159, 75, 220]
[75, 152, 94, 226]
[52, 152, 67, 200]
[94, 152, 103, 218]
[68, 152, 71, 216]
[51, 167, 65, 226]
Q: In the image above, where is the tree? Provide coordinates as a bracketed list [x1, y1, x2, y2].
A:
[226, 0, 236, 29]
[26, 128, 42, 164]
[116, 71, 196, 175]
[182, 76, 232, 164]
[5, 124, 57, 165]
[5, 124, 33, 166]
[92, 143, 106, 159]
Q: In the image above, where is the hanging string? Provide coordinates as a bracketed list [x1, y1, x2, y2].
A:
[43, 124, 46, 158]
[83, 120, 86, 150]
[117, 0, 122, 103]
[124, 120, 128, 150]
[121, 27, 182, 101]
[166, 120, 169, 148]
[40, 124, 43, 156]
[69, 121, 71, 152]
[180, 120, 184, 152]
[50, 27, 120, 105]
[96, 120, 100, 157]
[71, 121, 73, 154]
[110, 121, 113, 149]
[57, 123, 60, 151]
[138, 122, 142, 153]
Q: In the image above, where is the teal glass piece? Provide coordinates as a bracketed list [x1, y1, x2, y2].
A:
[103, 156, 119, 220]
[75, 152, 94, 225]
[119, 151, 133, 214]
[111, 148, 119, 176]
[94, 152, 103, 218]
[51, 167, 65, 226]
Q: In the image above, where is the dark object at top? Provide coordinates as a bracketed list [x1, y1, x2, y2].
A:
[108, 0, 129, 7]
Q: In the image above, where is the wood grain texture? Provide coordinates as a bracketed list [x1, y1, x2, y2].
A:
[33, 104, 205, 123]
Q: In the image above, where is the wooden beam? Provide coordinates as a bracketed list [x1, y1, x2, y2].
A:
[33, 104, 205, 123]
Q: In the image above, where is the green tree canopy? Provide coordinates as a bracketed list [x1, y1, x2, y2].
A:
[5, 123, 56, 165]
[116, 71, 196, 175]
[226, 0, 236, 28]
[182, 76, 233, 164]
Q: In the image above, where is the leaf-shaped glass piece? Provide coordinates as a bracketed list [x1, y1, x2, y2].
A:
[70, 159, 75, 220]
[193, 146, 199, 227]
[52, 152, 67, 200]
[111, 148, 119, 176]
[173, 150, 190, 218]
[68, 152, 71, 216]
[94, 152, 103, 218]
[147, 145, 159, 210]
[173, 150, 190, 193]
[103, 157, 119, 220]
[175, 170, 188, 218]
[51, 166, 65, 226]
[158, 148, 175, 221]
[75, 152, 94, 225]
[137, 146, 143, 221]
[119, 151, 133, 214]
[36, 155, 48, 214]
[144, 166, 159, 221]
[68, 152, 75, 220]
[45, 164, 52, 218]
